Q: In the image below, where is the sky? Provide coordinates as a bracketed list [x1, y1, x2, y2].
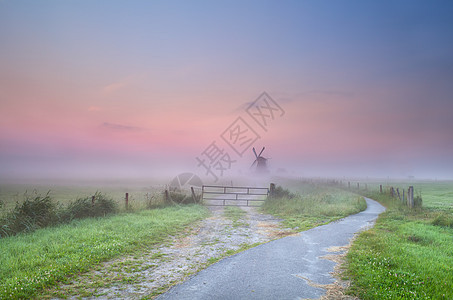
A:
[1, 0, 453, 182]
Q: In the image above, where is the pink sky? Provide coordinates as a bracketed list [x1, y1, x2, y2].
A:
[1, 1, 453, 181]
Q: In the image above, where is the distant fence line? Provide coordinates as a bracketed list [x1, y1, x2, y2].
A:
[344, 181, 417, 208]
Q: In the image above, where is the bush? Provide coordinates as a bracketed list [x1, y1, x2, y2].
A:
[64, 197, 92, 220]
[0, 191, 58, 237]
[92, 192, 117, 216]
[0, 191, 118, 238]
[269, 185, 296, 199]
[64, 192, 117, 220]
[414, 193, 423, 207]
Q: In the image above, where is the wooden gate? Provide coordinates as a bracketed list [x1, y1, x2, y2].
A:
[201, 185, 269, 207]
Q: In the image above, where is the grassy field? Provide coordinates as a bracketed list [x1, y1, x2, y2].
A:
[0, 205, 209, 299]
[351, 180, 453, 210]
[0, 179, 168, 213]
[345, 181, 453, 299]
[261, 180, 367, 231]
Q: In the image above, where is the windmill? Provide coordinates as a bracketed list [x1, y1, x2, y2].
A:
[251, 147, 268, 173]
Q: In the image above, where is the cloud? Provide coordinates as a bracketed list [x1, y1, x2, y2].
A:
[101, 122, 144, 132]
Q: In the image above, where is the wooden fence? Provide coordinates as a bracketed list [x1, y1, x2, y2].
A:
[346, 182, 416, 208]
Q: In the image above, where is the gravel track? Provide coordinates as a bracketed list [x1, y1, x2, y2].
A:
[52, 206, 291, 299]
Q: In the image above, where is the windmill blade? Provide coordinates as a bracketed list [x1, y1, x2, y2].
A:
[250, 159, 257, 168]
[252, 147, 258, 158]
[258, 147, 265, 157]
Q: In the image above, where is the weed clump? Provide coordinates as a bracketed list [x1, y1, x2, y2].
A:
[414, 193, 423, 207]
[269, 185, 296, 199]
[165, 188, 201, 205]
[0, 191, 117, 238]
[0, 191, 58, 237]
[432, 212, 453, 228]
[63, 192, 117, 220]
[262, 184, 366, 230]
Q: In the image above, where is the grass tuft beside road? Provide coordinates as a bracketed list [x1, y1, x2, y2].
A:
[261, 184, 366, 231]
[346, 190, 453, 299]
[0, 205, 209, 299]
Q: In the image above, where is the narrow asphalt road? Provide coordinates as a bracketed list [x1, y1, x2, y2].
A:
[158, 198, 385, 300]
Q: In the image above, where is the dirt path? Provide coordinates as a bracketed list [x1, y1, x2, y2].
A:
[50, 206, 292, 299]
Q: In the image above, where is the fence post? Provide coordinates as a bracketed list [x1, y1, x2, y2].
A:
[191, 187, 196, 202]
[396, 188, 402, 202]
[201, 186, 204, 203]
[348, 182, 350, 190]
[270, 183, 275, 196]
[125, 193, 129, 210]
[403, 189, 405, 205]
[380, 185, 383, 194]
[408, 186, 414, 208]
[165, 190, 169, 202]
[91, 195, 95, 206]
[357, 182, 360, 190]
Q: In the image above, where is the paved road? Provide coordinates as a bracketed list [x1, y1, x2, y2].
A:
[158, 198, 385, 300]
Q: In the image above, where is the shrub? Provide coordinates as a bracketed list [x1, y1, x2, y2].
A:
[0, 191, 58, 237]
[0, 192, 118, 238]
[64, 192, 117, 220]
[92, 192, 117, 216]
[269, 185, 296, 199]
[414, 192, 423, 207]
[64, 197, 92, 220]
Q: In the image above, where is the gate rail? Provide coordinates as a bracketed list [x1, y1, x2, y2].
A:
[202, 185, 270, 206]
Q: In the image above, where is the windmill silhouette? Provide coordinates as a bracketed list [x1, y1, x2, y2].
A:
[251, 147, 268, 173]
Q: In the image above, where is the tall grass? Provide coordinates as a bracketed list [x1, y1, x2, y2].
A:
[1, 191, 117, 237]
[354, 180, 453, 210]
[346, 190, 453, 299]
[0, 205, 209, 299]
[261, 184, 367, 230]
[0, 182, 165, 212]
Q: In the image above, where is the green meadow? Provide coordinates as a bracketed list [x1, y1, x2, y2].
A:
[0, 205, 208, 299]
[346, 180, 453, 299]
[0, 179, 166, 213]
[353, 180, 453, 210]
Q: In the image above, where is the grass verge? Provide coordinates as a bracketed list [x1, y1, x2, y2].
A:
[345, 191, 453, 299]
[0, 205, 209, 299]
[261, 183, 367, 231]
